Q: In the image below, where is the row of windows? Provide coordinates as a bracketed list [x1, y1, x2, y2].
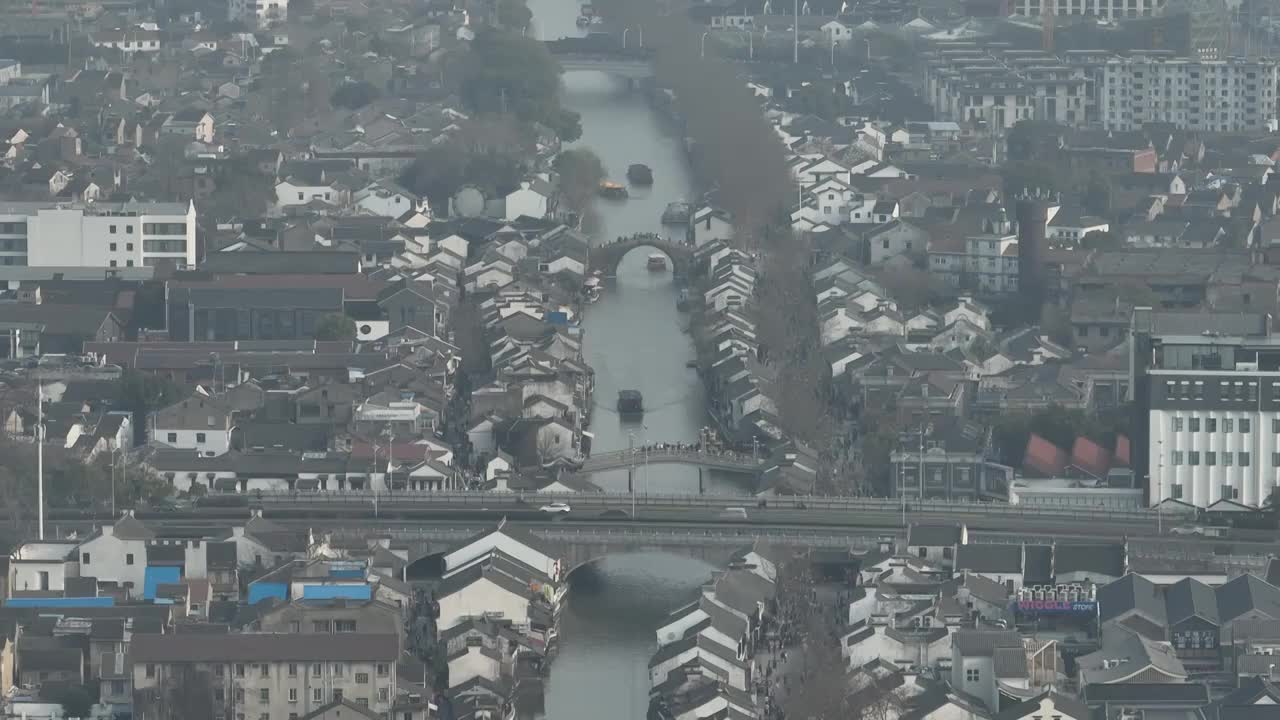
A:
[220, 686, 390, 714]
[1169, 417, 1264, 433]
[146, 662, 390, 679]
[0, 222, 27, 234]
[1164, 379, 1263, 402]
[1167, 484, 1242, 501]
[1169, 450, 1251, 466]
[143, 223, 188, 235]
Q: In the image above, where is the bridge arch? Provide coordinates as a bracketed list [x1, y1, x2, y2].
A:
[588, 235, 694, 278]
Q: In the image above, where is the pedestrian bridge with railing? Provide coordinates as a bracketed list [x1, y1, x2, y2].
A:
[576, 448, 763, 475]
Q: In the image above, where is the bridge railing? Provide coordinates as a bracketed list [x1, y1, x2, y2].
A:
[583, 448, 761, 466]
[250, 489, 1161, 520]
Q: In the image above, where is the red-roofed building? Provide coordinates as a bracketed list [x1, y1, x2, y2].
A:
[1023, 434, 1068, 476]
[1113, 434, 1131, 468]
[1069, 436, 1112, 480]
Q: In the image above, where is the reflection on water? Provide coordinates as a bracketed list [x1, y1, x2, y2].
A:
[543, 554, 715, 720]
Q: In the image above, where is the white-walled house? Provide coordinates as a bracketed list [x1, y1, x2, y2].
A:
[10, 540, 79, 593]
[503, 178, 553, 220]
[151, 394, 234, 457]
[76, 512, 154, 598]
[691, 205, 734, 247]
[442, 522, 559, 580]
[355, 180, 425, 218]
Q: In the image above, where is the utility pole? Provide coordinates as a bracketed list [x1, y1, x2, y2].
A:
[37, 382, 44, 540]
[793, 0, 799, 64]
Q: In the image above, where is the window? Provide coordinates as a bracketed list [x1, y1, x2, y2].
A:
[235, 688, 244, 704]
[127, 243, 134, 251]
[356, 699, 369, 707]
[1241, 418, 1252, 433]
[333, 689, 344, 701]
[356, 672, 370, 684]
[333, 663, 344, 677]
[236, 664, 246, 678]
[1206, 451, 1216, 466]
[1271, 452, 1280, 467]
[1189, 417, 1201, 432]
[376, 663, 389, 676]
[146, 664, 156, 678]
[378, 688, 389, 703]
[335, 620, 357, 632]
[1224, 418, 1235, 432]
[313, 620, 331, 632]
[1224, 452, 1234, 467]
[313, 689, 323, 703]
[126, 553, 134, 565]
[216, 665, 225, 678]
[288, 688, 297, 703]
[109, 242, 117, 251]
[1206, 418, 1217, 432]
[1222, 484, 1238, 500]
[966, 668, 980, 683]
[259, 689, 269, 704]
[1189, 451, 1200, 466]
[1273, 417, 1280, 433]
[110, 225, 117, 234]
[260, 664, 269, 678]
[196, 432, 206, 443]
[1173, 416, 1184, 431]
[167, 432, 177, 443]
[1172, 484, 1184, 499]
[1240, 452, 1251, 467]
[126, 225, 134, 234]
[82, 552, 90, 564]
[215, 688, 225, 702]
[289, 622, 300, 634]
[312, 663, 322, 677]
[259, 715, 269, 720]
[126, 260, 134, 267]
[288, 663, 297, 677]
[1172, 450, 1184, 465]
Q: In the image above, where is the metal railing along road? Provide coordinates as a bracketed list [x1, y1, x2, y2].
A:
[250, 489, 1160, 521]
[578, 447, 761, 471]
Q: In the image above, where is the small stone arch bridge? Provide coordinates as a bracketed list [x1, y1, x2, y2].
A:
[589, 235, 693, 278]
[545, 37, 656, 80]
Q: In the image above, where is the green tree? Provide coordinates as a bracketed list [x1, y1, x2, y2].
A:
[117, 370, 184, 445]
[496, 0, 532, 29]
[552, 148, 606, 213]
[330, 80, 381, 109]
[48, 684, 96, 718]
[314, 313, 357, 341]
[460, 29, 581, 142]
[1082, 171, 1113, 218]
[398, 144, 526, 210]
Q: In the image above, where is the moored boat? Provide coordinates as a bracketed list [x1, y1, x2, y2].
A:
[617, 389, 644, 415]
[646, 254, 667, 271]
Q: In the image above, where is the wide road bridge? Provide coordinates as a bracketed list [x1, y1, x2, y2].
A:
[577, 448, 762, 475]
[545, 36, 656, 79]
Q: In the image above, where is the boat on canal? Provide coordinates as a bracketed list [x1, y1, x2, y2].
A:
[627, 163, 653, 186]
[646, 254, 667, 271]
[584, 274, 602, 303]
[661, 200, 691, 225]
[598, 181, 628, 200]
[617, 390, 644, 415]
[576, 14, 590, 26]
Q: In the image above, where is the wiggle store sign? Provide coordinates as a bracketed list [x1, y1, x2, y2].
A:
[1013, 599, 1098, 615]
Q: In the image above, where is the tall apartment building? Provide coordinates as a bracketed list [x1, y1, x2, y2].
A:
[0, 201, 196, 269]
[1131, 309, 1280, 509]
[922, 46, 1090, 128]
[1010, 0, 1161, 20]
[131, 632, 399, 720]
[1100, 55, 1278, 132]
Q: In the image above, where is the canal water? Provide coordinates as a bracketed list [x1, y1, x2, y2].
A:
[525, 2, 724, 719]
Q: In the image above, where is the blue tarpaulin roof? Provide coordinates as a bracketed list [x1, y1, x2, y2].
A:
[5, 596, 114, 608]
[248, 582, 288, 605]
[301, 584, 372, 601]
[143, 566, 181, 601]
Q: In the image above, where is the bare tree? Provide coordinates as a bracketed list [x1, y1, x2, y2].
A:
[135, 665, 221, 720]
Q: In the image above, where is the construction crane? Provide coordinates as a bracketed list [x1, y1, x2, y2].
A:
[1042, 0, 1055, 52]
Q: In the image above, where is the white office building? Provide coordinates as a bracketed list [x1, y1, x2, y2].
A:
[1010, 0, 1161, 20]
[1136, 310, 1280, 509]
[0, 200, 196, 269]
[229, 0, 288, 28]
[1101, 55, 1278, 132]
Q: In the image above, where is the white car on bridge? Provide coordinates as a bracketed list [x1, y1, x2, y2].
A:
[539, 503, 572, 514]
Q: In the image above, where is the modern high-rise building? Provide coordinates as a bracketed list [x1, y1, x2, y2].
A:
[1100, 54, 1277, 132]
[1131, 308, 1280, 509]
[0, 200, 196, 269]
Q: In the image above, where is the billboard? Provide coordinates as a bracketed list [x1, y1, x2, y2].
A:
[1013, 599, 1098, 615]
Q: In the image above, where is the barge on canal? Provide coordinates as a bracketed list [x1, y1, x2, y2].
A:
[617, 390, 644, 416]
[627, 164, 653, 186]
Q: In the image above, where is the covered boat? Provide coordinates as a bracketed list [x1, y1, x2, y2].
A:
[646, 254, 666, 271]
[661, 201, 691, 225]
[617, 390, 644, 415]
[627, 164, 653, 185]
[598, 181, 628, 199]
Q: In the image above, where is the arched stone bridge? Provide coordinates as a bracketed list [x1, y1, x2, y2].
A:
[589, 235, 693, 277]
[578, 448, 762, 475]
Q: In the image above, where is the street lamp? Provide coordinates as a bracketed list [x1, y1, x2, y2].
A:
[830, 37, 837, 67]
[701, 31, 709, 58]
[743, 29, 754, 59]
[622, 27, 630, 49]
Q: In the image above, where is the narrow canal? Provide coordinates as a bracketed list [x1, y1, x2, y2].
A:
[524, 2, 723, 718]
